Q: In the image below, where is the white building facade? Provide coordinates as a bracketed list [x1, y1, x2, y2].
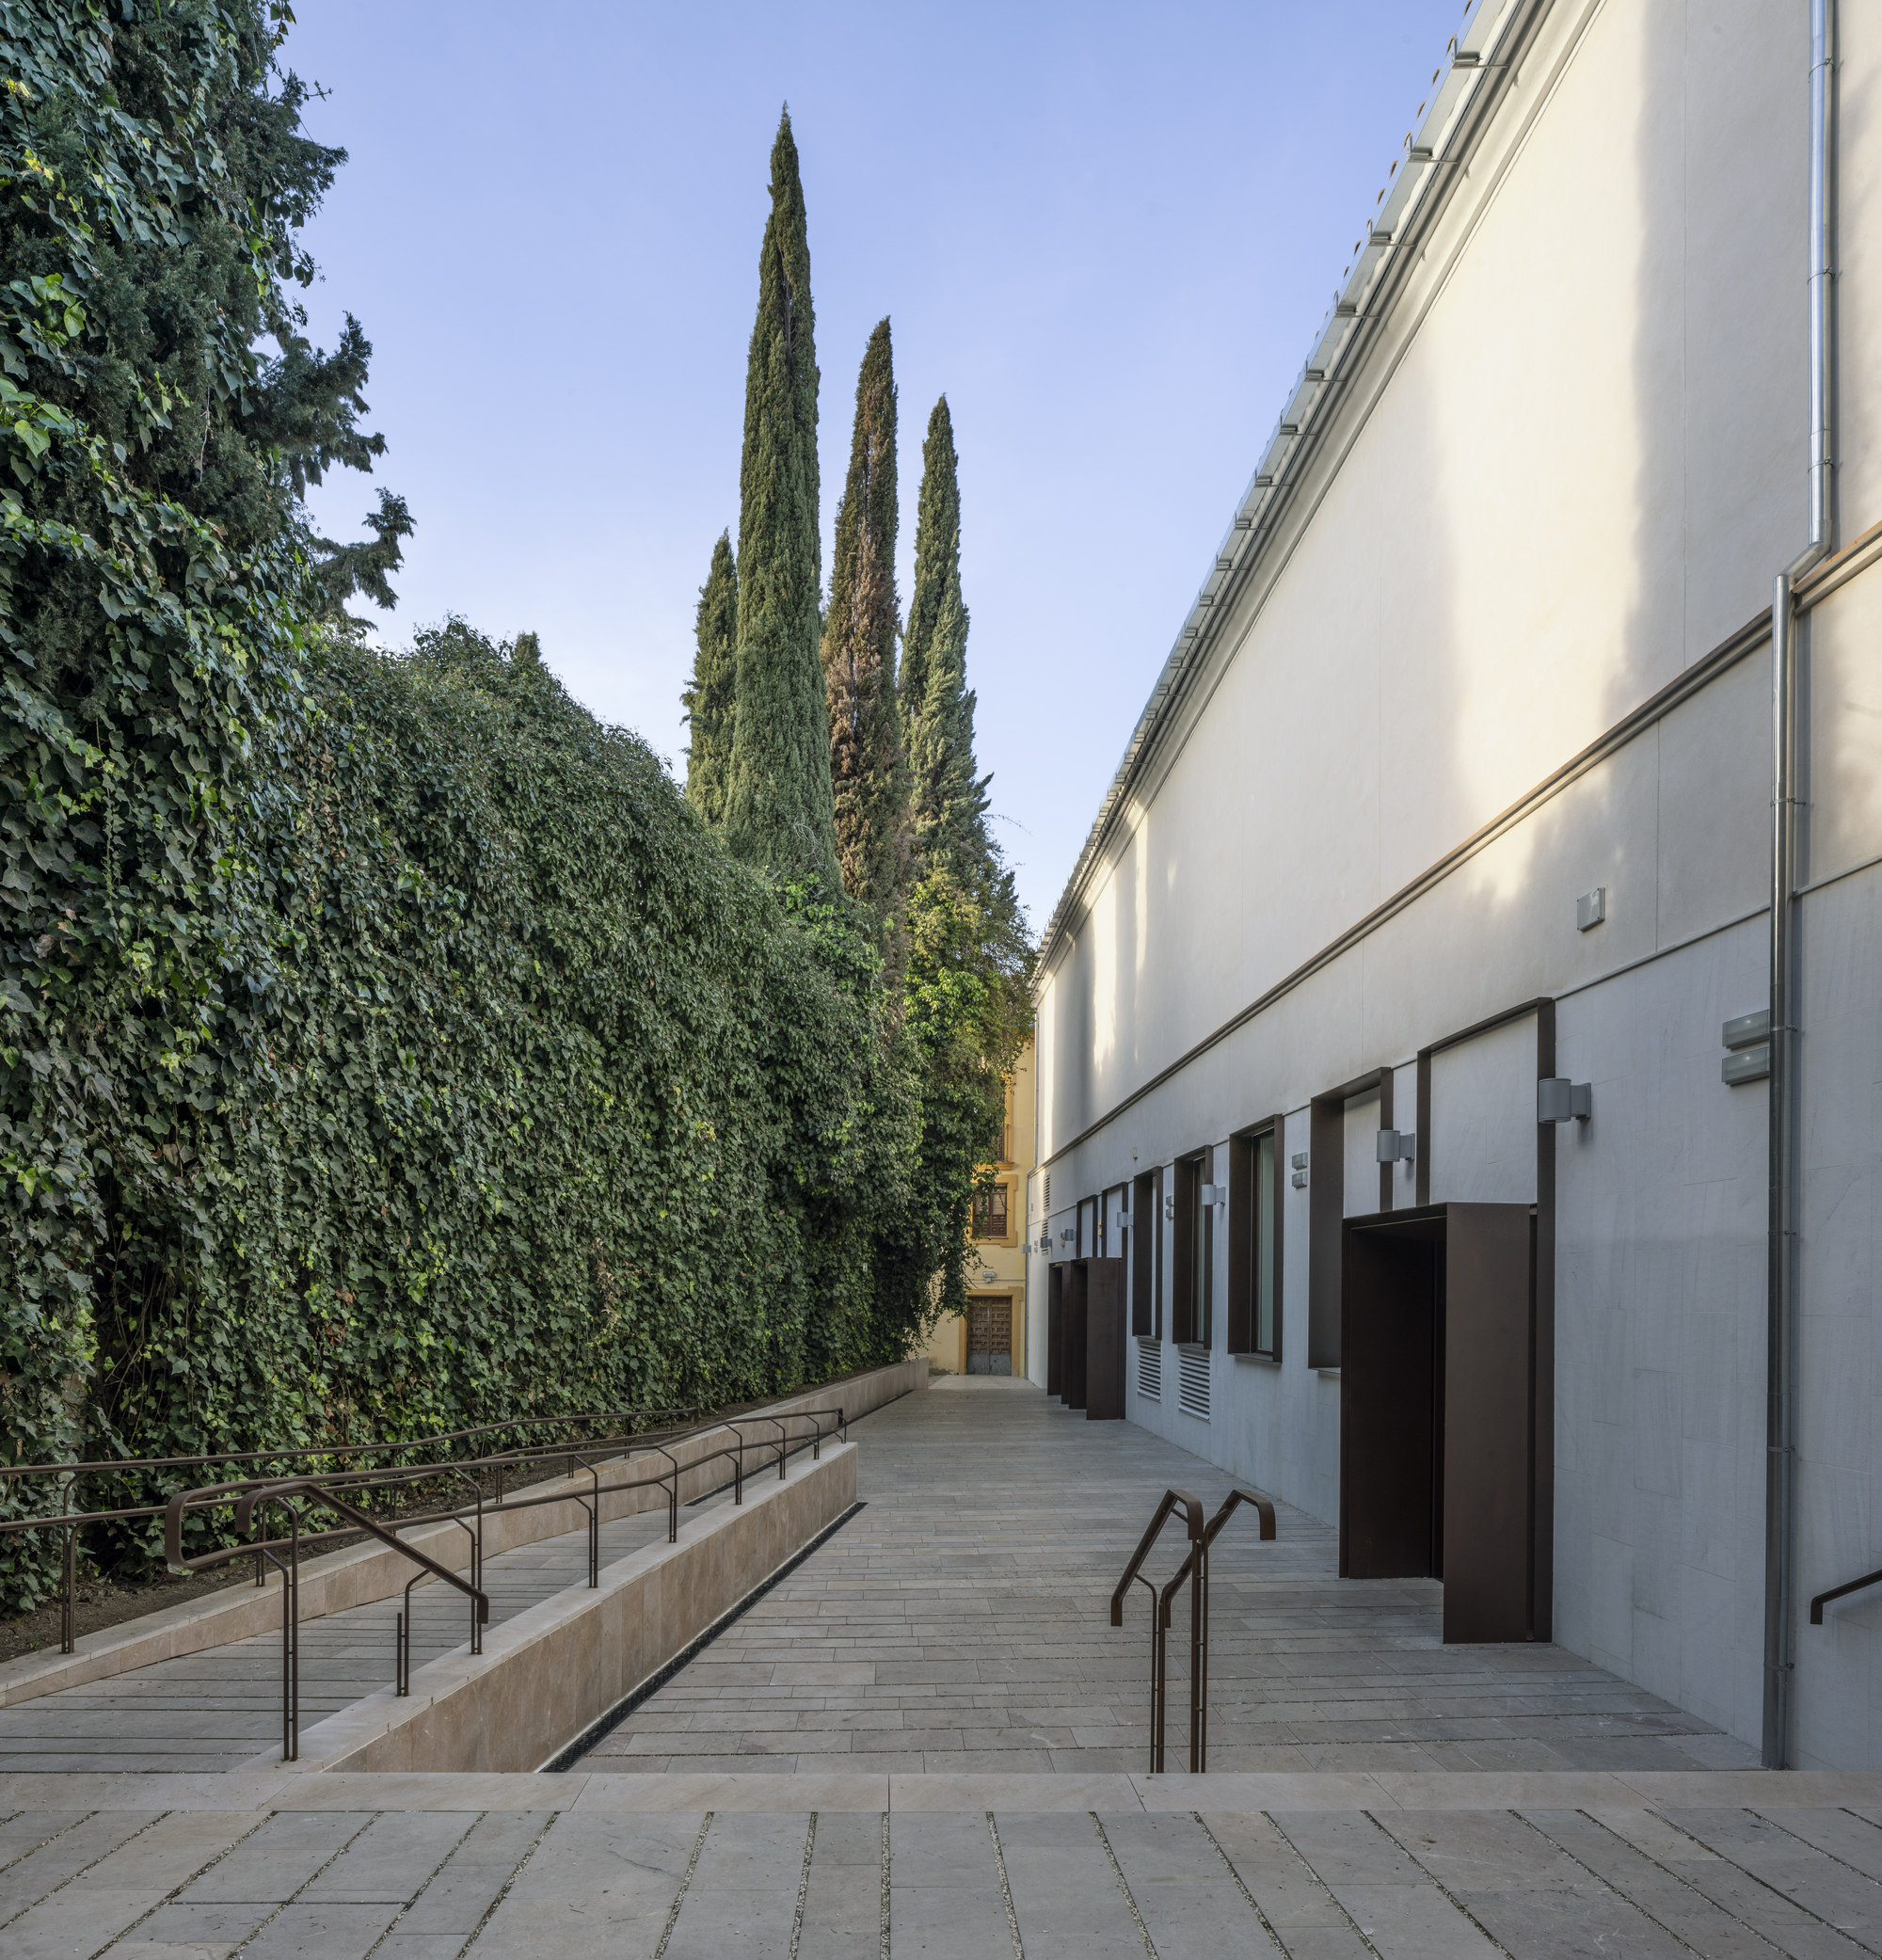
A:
[1028, 0, 1882, 1770]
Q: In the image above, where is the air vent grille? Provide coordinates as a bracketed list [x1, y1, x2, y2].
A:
[1178, 1347, 1211, 1422]
[1137, 1341, 1161, 1401]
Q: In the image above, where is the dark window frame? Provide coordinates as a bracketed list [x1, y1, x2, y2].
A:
[1172, 1150, 1213, 1347]
[1131, 1166, 1161, 1339]
[1227, 1117, 1285, 1360]
[971, 1180, 1011, 1242]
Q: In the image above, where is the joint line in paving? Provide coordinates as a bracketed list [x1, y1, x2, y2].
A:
[2, 1809, 164, 1934]
[1090, 1810, 1157, 1958]
[1643, 1806, 1882, 1954]
[1756, 1805, 1882, 1888]
[1189, 1811, 1301, 1959]
[73, 1809, 279, 1960]
[985, 1810, 1025, 1960]
[454, 1805, 559, 1960]
[650, 1809, 712, 1960]
[1506, 1807, 1710, 1960]
[1358, 1809, 1520, 1959]
[358, 1808, 482, 1960]
[787, 1809, 816, 1960]
[878, 1810, 889, 1960]
[1262, 1812, 1389, 1960]
[0, 1807, 100, 1901]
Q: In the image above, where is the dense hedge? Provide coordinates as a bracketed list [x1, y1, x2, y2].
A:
[0, 0, 947, 1608]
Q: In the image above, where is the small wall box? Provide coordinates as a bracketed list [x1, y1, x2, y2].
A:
[1721, 1009, 1770, 1086]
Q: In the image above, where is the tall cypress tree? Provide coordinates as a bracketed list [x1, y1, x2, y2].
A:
[681, 532, 738, 826]
[902, 395, 960, 726]
[822, 320, 911, 915]
[904, 396, 991, 882]
[724, 110, 837, 886]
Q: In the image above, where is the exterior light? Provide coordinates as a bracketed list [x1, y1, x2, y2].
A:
[1722, 1009, 1771, 1086]
[1375, 1129, 1415, 1164]
[1538, 1077, 1591, 1123]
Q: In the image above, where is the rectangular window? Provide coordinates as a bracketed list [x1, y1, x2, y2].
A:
[971, 1181, 1009, 1241]
[1131, 1168, 1159, 1337]
[1227, 1120, 1284, 1360]
[1172, 1155, 1208, 1345]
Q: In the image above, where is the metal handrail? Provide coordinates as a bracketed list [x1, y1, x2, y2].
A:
[1810, 1567, 1882, 1625]
[0, 1399, 849, 1656]
[1110, 1485, 1276, 1773]
[3, 1404, 846, 1665]
[143, 1406, 846, 1762]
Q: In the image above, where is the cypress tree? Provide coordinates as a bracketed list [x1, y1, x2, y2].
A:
[822, 320, 912, 915]
[681, 532, 739, 825]
[724, 110, 838, 886]
[904, 396, 992, 882]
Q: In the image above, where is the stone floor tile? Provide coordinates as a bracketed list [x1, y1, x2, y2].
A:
[659, 1812, 808, 1959]
[1518, 1809, 1810, 1960]
[1100, 1812, 1285, 1958]
[1268, 1811, 1506, 1957]
[462, 1810, 699, 1959]
[0, 1810, 166, 1922]
[795, 1811, 882, 1958]
[1654, 1808, 1882, 1946]
[242, 1900, 404, 1960]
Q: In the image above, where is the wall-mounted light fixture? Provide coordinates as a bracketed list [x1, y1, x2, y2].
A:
[1538, 1077, 1592, 1123]
[1721, 1009, 1771, 1086]
[1290, 1150, 1308, 1190]
[1375, 1129, 1416, 1164]
[1576, 886, 1607, 932]
[1162, 1195, 1174, 1220]
[1200, 1183, 1228, 1209]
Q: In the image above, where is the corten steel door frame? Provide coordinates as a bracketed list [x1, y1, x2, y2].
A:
[1340, 1210, 1443, 1586]
[1227, 1115, 1285, 1359]
[1047, 1265, 1066, 1399]
[1081, 1258, 1128, 1419]
[1308, 1065, 1395, 1367]
[1064, 1261, 1090, 1410]
[1414, 996, 1556, 1641]
[1340, 1201, 1542, 1644]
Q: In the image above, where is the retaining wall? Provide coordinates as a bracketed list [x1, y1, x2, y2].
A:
[0, 1357, 922, 1709]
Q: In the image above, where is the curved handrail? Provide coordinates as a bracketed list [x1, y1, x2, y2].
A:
[1110, 1485, 1277, 1774]
[1109, 1489, 1204, 1627]
[1810, 1567, 1882, 1624]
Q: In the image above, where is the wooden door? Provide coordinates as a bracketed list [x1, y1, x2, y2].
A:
[967, 1294, 1013, 1375]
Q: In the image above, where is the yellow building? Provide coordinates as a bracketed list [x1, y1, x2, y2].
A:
[920, 1034, 1033, 1376]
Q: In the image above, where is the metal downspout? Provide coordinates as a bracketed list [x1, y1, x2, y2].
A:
[1763, 0, 1836, 1774]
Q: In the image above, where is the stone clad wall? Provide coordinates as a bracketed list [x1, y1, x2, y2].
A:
[0, 1357, 923, 1711]
[293, 1442, 860, 1776]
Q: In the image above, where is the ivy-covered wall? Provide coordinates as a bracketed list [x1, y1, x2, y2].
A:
[96, 621, 919, 1453]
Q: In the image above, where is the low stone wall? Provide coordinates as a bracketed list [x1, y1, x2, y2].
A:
[0, 1356, 922, 1710]
[291, 1440, 858, 1775]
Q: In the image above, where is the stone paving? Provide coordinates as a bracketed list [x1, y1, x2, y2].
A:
[4, 1783, 1882, 1958]
[579, 1376, 1759, 1777]
[7, 1374, 1882, 1955]
[0, 1476, 738, 1774]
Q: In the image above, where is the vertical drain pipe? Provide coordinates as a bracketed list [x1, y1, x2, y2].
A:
[1763, 0, 1836, 1774]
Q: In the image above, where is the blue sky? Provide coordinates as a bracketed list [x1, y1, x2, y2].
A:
[291, 0, 1470, 931]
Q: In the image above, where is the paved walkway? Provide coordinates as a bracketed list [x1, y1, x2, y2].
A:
[5, 1782, 1882, 1958]
[5, 1376, 1881, 1955]
[579, 1378, 1757, 1776]
[0, 1479, 736, 1774]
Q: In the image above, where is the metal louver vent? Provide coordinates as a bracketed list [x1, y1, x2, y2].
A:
[1178, 1347, 1211, 1422]
[1138, 1341, 1161, 1401]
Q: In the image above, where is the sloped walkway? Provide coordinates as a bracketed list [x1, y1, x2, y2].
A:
[0, 1480, 737, 1774]
[578, 1377, 1757, 1776]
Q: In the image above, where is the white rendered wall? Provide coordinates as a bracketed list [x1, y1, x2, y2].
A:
[1031, 0, 1882, 1762]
